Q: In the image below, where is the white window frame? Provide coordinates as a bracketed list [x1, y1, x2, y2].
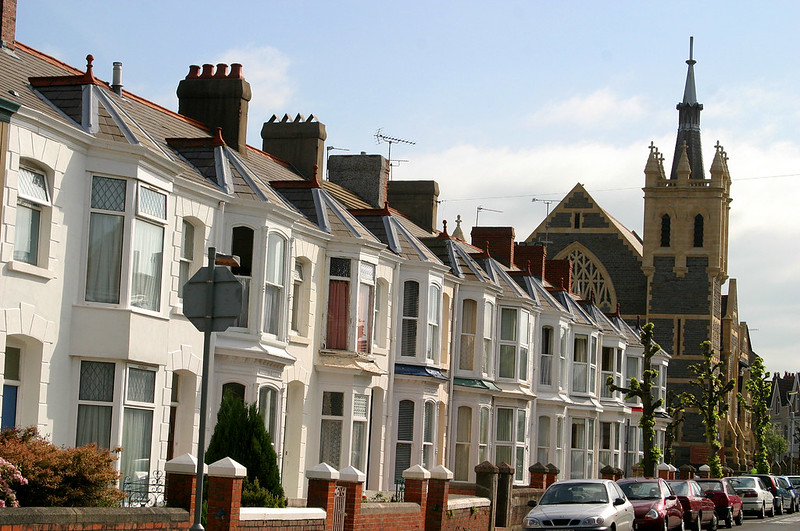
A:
[454, 405, 472, 481]
[540, 326, 554, 386]
[426, 284, 441, 362]
[356, 263, 376, 354]
[319, 390, 345, 469]
[351, 394, 370, 471]
[121, 364, 157, 482]
[570, 417, 595, 479]
[422, 400, 437, 468]
[482, 302, 494, 376]
[494, 406, 528, 483]
[263, 231, 287, 338]
[400, 280, 420, 357]
[459, 299, 478, 372]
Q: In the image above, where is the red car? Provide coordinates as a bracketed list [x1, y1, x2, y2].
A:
[695, 479, 743, 528]
[618, 478, 684, 531]
[667, 480, 718, 531]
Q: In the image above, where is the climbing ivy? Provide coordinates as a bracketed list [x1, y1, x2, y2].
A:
[681, 341, 734, 479]
[738, 356, 771, 473]
[606, 322, 662, 477]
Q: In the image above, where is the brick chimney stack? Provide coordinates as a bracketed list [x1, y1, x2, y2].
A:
[261, 114, 327, 181]
[177, 63, 251, 155]
[470, 227, 515, 267]
[328, 153, 389, 208]
[545, 259, 572, 293]
[1, 0, 16, 50]
[387, 181, 439, 233]
[514, 242, 546, 278]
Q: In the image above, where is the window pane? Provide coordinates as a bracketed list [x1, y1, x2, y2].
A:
[517, 410, 526, 443]
[330, 257, 351, 278]
[138, 187, 166, 220]
[457, 407, 472, 443]
[516, 447, 525, 480]
[351, 420, 367, 471]
[121, 408, 153, 481]
[322, 391, 344, 417]
[222, 382, 245, 403]
[259, 387, 277, 441]
[91, 176, 126, 211]
[397, 400, 414, 441]
[353, 394, 369, 419]
[79, 361, 115, 402]
[359, 262, 375, 283]
[454, 444, 470, 481]
[423, 402, 435, 443]
[231, 227, 254, 277]
[500, 308, 517, 341]
[496, 446, 512, 467]
[357, 282, 373, 353]
[264, 284, 281, 335]
[131, 221, 164, 310]
[127, 368, 155, 403]
[574, 337, 587, 362]
[496, 409, 513, 442]
[1, 385, 18, 430]
[401, 319, 417, 357]
[395, 443, 411, 481]
[499, 345, 516, 378]
[573, 363, 587, 393]
[13, 202, 39, 264]
[571, 420, 585, 449]
[326, 279, 349, 350]
[76, 404, 112, 448]
[181, 221, 195, 261]
[266, 234, 285, 285]
[319, 419, 342, 469]
[18, 167, 49, 203]
[519, 347, 528, 381]
[403, 281, 419, 317]
[4, 347, 21, 381]
[480, 408, 489, 445]
[86, 213, 124, 303]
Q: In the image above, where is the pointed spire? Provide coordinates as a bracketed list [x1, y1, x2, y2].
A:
[670, 37, 704, 180]
[682, 37, 698, 105]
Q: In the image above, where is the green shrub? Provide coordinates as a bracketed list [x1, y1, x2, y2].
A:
[205, 391, 285, 504]
[0, 427, 124, 507]
[241, 477, 286, 508]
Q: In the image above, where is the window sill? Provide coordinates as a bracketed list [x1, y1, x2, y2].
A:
[8, 260, 56, 280]
[289, 334, 311, 346]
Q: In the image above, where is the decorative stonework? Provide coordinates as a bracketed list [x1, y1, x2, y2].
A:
[556, 244, 616, 312]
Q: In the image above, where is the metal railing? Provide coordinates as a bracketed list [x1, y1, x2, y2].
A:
[393, 478, 405, 502]
[121, 470, 165, 507]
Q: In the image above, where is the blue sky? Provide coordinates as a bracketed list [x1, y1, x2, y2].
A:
[16, 1, 800, 373]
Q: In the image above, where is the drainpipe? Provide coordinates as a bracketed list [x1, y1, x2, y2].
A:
[385, 258, 401, 488]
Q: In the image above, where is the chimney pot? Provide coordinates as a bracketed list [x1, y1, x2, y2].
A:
[187, 65, 201, 79]
[112, 61, 123, 95]
[214, 63, 228, 78]
[200, 64, 214, 78]
[228, 63, 243, 78]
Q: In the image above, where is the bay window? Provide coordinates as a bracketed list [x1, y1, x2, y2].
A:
[76, 360, 115, 448]
[422, 401, 436, 468]
[401, 281, 419, 357]
[426, 285, 440, 361]
[625, 357, 641, 404]
[351, 394, 369, 471]
[540, 326, 553, 386]
[482, 303, 493, 375]
[459, 299, 477, 371]
[264, 232, 286, 336]
[601, 347, 622, 399]
[290, 261, 304, 334]
[357, 264, 375, 354]
[599, 421, 620, 469]
[86, 177, 126, 304]
[326, 258, 351, 350]
[570, 417, 595, 479]
[572, 335, 588, 393]
[231, 226, 254, 328]
[498, 308, 531, 381]
[589, 337, 597, 394]
[495, 406, 527, 482]
[455, 406, 472, 481]
[395, 400, 414, 481]
[319, 391, 344, 469]
[537, 416, 550, 465]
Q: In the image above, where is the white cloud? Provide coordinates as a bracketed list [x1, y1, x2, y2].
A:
[524, 89, 651, 130]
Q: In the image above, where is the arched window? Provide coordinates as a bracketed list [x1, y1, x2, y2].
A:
[401, 281, 419, 357]
[178, 220, 196, 299]
[264, 232, 286, 336]
[221, 382, 245, 403]
[660, 214, 671, 247]
[694, 214, 704, 247]
[258, 386, 278, 444]
[560, 247, 615, 312]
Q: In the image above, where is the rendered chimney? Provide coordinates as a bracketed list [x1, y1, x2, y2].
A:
[328, 153, 389, 208]
[1, 0, 16, 50]
[261, 114, 326, 180]
[470, 227, 515, 267]
[387, 180, 439, 233]
[177, 63, 252, 155]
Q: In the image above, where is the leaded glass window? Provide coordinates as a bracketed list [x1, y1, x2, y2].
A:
[562, 248, 614, 312]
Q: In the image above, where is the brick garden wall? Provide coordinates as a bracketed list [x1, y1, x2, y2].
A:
[442, 505, 490, 531]
[359, 502, 423, 530]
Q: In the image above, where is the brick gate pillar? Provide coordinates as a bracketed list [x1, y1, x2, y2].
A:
[206, 457, 246, 531]
[339, 466, 365, 531]
[306, 463, 340, 531]
[165, 453, 207, 523]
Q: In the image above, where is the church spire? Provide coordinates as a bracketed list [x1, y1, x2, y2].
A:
[670, 36, 705, 180]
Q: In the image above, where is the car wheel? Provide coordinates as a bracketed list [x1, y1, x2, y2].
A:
[767, 502, 775, 517]
[733, 509, 742, 526]
[692, 514, 702, 531]
[678, 517, 685, 531]
[776, 500, 783, 515]
[758, 502, 765, 519]
[663, 519, 669, 531]
[724, 509, 733, 528]
[706, 511, 718, 531]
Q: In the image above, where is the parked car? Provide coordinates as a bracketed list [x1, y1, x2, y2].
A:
[523, 479, 636, 531]
[728, 476, 774, 518]
[666, 480, 717, 531]
[775, 476, 798, 513]
[787, 475, 800, 489]
[743, 474, 787, 514]
[695, 478, 743, 527]
[617, 478, 684, 531]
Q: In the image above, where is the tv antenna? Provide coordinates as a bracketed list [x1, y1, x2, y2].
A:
[475, 205, 503, 226]
[532, 198, 556, 246]
[376, 128, 415, 179]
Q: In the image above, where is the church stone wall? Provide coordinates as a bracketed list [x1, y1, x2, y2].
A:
[649, 256, 711, 315]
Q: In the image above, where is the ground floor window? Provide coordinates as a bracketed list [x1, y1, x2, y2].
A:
[76, 360, 115, 448]
[570, 417, 595, 479]
[319, 391, 344, 469]
[495, 406, 527, 482]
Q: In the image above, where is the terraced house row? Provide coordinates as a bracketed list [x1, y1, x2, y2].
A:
[0, 2, 757, 504]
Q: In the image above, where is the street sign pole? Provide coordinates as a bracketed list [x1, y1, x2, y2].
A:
[191, 247, 217, 531]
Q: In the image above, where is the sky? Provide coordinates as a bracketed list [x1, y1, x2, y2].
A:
[15, 1, 800, 374]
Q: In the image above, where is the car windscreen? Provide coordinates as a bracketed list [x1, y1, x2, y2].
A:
[729, 478, 756, 490]
[696, 481, 723, 492]
[789, 477, 800, 487]
[619, 481, 663, 500]
[777, 477, 790, 488]
[666, 482, 691, 496]
[539, 483, 609, 505]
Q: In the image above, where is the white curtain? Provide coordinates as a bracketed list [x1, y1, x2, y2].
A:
[13, 204, 39, 264]
[131, 221, 163, 310]
[76, 404, 112, 448]
[121, 408, 153, 481]
[86, 213, 123, 303]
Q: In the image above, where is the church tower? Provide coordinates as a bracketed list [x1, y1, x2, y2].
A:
[641, 38, 733, 465]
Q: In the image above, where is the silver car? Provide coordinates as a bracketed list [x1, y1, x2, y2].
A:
[524, 479, 636, 531]
[728, 476, 774, 518]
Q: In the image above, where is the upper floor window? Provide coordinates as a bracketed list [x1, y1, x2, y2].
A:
[540, 326, 554, 386]
[483, 302, 494, 375]
[326, 258, 351, 350]
[132, 187, 167, 311]
[357, 263, 375, 354]
[459, 299, 477, 371]
[401, 281, 419, 357]
[426, 285, 441, 361]
[290, 261, 305, 335]
[625, 357, 641, 405]
[572, 335, 588, 393]
[263, 233, 286, 336]
[14, 167, 50, 266]
[178, 220, 195, 299]
[573, 212, 581, 229]
[660, 214, 671, 247]
[498, 308, 530, 381]
[231, 226, 254, 328]
[600, 347, 622, 399]
[694, 214, 704, 247]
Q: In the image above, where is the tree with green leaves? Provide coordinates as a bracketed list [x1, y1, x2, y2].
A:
[205, 390, 285, 506]
[607, 321, 663, 477]
[664, 391, 685, 465]
[764, 424, 788, 465]
[737, 356, 771, 473]
[681, 341, 735, 478]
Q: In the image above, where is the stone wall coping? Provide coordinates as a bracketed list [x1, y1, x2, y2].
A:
[658, 462, 670, 470]
[165, 453, 207, 475]
[306, 462, 340, 480]
[239, 507, 326, 521]
[447, 495, 492, 511]
[0, 507, 189, 525]
[430, 465, 454, 480]
[360, 502, 422, 514]
[403, 464, 431, 480]
[208, 456, 247, 478]
[339, 465, 366, 483]
[698, 464, 711, 471]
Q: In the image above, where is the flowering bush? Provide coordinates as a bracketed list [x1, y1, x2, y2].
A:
[0, 456, 27, 507]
